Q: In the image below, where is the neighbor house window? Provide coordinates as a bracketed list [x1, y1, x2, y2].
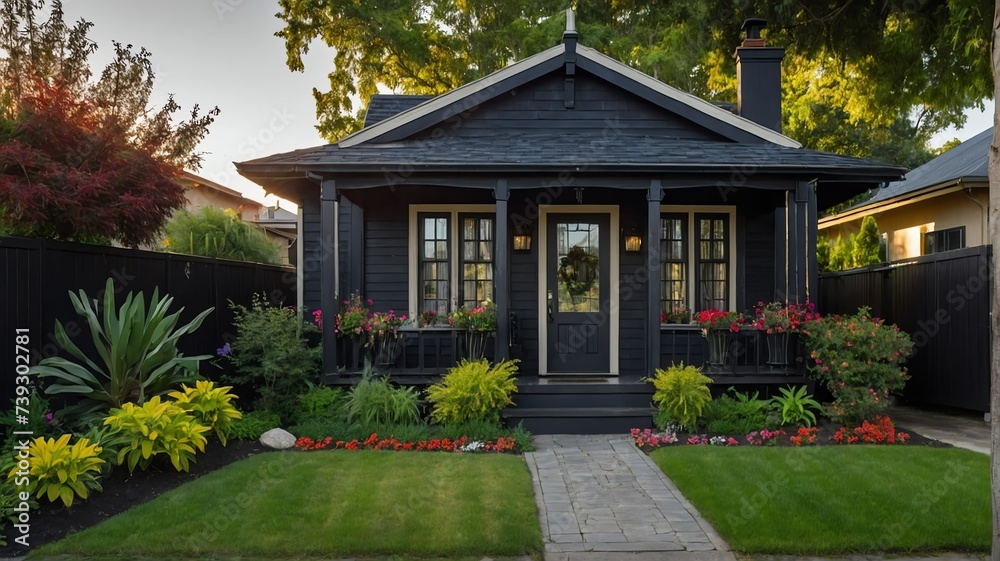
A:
[659, 208, 735, 316]
[411, 206, 496, 316]
[923, 226, 965, 255]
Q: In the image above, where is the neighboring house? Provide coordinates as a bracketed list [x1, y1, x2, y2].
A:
[818, 128, 990, 261]
[237, 15, 903, 432]
[178, 171, 297, 265]
[179, 170, 262, 222]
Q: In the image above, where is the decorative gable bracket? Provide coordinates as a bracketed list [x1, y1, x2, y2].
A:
[563, 8, 578, 109]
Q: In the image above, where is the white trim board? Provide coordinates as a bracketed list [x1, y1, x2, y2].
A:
[538, 205, 620, 376]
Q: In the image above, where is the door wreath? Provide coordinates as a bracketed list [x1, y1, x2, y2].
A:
[558, 246, 599, 298]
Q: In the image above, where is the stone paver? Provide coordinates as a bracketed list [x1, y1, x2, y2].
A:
[525, 434, 736, 560]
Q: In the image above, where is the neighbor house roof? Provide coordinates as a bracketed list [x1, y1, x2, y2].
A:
[819, 127, 990, 227]
[866, 127, 990, 206]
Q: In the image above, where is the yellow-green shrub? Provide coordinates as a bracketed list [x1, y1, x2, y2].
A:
[427, 359, 519, 425]
[6, 434, 104, 507]
[645, 362, 713, 428]
[103, 396, 209, 472]
[169, 380, 242, 445]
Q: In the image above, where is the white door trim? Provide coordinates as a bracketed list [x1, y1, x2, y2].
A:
[538, 205, 620, 376]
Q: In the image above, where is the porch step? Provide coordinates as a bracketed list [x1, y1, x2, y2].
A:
[513, 382, 653, 409]
[503, 406, 655, 435]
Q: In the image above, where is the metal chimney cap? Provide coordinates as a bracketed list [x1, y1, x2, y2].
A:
[741, 18, 767, 40]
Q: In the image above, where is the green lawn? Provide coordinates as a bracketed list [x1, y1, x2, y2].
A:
[33, 451, 542, 560]
[652, 446, 990, 555]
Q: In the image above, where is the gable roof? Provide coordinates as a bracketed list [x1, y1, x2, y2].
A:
[861, 127, 991, 207]
[336, 42, 801, 149]
[362, 94, 435, 128]
[242, 131, 895, 175]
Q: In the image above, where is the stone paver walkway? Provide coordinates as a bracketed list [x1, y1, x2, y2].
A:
[525, 434, 735, 560]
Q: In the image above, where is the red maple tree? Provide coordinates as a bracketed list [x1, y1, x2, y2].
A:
[0, 1, 217, 246]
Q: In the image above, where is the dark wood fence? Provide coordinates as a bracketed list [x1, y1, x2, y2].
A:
[1, 236, 296, 409]
[818, 246, 992, 412]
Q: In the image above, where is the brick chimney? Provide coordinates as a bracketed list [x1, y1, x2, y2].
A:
[735, 18, 785, 132]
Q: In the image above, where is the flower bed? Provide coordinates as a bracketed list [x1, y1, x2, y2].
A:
[630, 416, 918, 452]
[294, 432, 518, 453]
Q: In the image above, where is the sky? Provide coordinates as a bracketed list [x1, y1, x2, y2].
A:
[58, 1, 994, 210]
[60, 0, 337, 210]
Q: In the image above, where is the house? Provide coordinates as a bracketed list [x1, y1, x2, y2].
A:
[237, 14, 904, 432]
[179, 170, 262, 222]
[818, 128, 990, 261]
[178, 171, 297, 265]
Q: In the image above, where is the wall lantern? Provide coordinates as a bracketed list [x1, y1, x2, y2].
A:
[513, 230, 532, 251]
[624, 229, 643, 253]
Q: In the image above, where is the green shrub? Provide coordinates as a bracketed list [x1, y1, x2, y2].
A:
[6, 434, 104, 507]
[646, 362, 713, 429]
[290, 418, 350, 440]
[169, 380, 242, 445]
[103, 397, 209, 472]
[294, 386, 346, 424]
[702, 389, 769, 434]
[345, 370, 422, 426]
[228, 410, 281, 441]
[803, 307, 914, 423]
[164, 206, 282, 264]
[34, 278, 213, 421]
[426, 359, 519, 425]
[770, 385, 823, 427]
[225, 294, 321, 422]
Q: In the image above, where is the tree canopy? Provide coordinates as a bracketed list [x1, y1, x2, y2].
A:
[0, 0, 219, 246]
[277, 0, 991, 167]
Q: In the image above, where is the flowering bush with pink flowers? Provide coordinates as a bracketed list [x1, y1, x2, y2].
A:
[629, 428, 678, 449]
[802, 307, 914, 424]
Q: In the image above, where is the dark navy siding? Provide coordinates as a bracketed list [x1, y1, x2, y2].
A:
[421, 70, 726, 141]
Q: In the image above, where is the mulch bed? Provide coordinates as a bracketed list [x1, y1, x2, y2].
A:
[0, 438, 269, 557]
[1, 421, 955, 558]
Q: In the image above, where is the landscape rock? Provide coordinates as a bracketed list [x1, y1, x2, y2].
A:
[259, 428, 296, 449]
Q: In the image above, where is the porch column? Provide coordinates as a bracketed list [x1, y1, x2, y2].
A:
[806, 182, 818, 302]
[320, 178, 339, 377]
[647, 180, 663, 373]
[785, 182, 810, 303]
[494, 179, 510, 360]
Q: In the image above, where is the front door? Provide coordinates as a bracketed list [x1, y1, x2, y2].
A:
[546, 214, 610, 373]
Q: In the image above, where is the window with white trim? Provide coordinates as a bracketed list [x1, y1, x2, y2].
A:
[413, 207, 495, 315]
[659, 208, 735, 315]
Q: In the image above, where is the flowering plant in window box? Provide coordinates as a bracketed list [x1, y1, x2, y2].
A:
[368, 311, 409, 340]
[752, 301, 820, 334]
[695, 309, 743, 332]
[448, 299, 497, 332]
[336, 292, 371, 336]
[418, 310, 439, 327]
[660, 306, 691, 324]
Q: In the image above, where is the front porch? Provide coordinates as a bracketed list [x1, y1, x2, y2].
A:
[325, 323, 811, 434]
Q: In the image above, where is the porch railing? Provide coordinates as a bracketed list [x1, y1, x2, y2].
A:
[336, 326, 494, 377]
[658, 325, 808, 378]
